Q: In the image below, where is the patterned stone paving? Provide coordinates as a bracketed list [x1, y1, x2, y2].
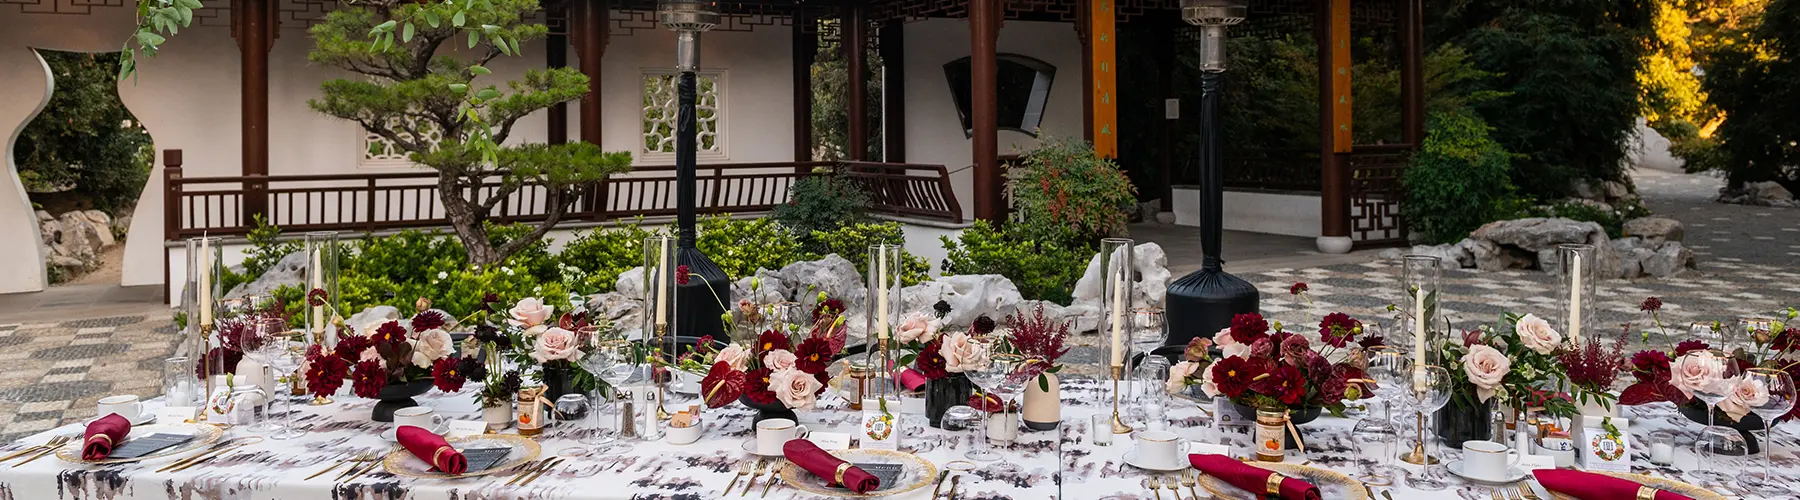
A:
[0, 316, 180, 443]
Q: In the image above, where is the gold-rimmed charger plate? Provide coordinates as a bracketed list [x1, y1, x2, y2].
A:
[380, 434, 540, 479]
[777, 449, 939, 498]
[1198, 462, 1369, 500]
[54, 423, 225, 465]
[1543, 471, 1726, 500]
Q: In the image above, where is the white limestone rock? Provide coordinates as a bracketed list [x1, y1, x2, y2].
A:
[1072, 242, 1173, 312]
[899, 274, 1022, 329]
[586, 291, 645, 339]
[615, 266, 645, 298]
[731, 268, 790, 305]
[225, 250, 307, 298]
[778, 254, 868, 317]
[1622, 216, 1684, 245]
[346, 305, 402, 334]
[1405, 243, 1469, 270]
[1640, 242, 1696, 278]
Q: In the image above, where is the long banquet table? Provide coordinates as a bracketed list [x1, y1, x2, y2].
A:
[0, 378, 1792, 499]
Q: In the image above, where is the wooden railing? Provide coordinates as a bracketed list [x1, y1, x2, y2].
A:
[161, 150, 964, 240]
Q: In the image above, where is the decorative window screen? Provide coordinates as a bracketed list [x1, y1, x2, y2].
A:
[641, 71, 725, 160]
[359, 116, 442, 168]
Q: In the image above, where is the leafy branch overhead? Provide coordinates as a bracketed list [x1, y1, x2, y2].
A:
[119, 0, 204, 81]
[307, 0, 632, 267]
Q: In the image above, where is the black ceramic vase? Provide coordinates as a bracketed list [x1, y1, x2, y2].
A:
[1433, 401, 1491, 450]
[541, 364, 577, 403]
[740, 394, 797, 424]
[926, 375, 974, 428]
[372, 379, 433, 422]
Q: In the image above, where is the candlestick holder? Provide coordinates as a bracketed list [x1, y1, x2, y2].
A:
[1399, 410, 1438, 465]
[642, 236, 679, 421]
[1109, 364, 1132, 434]
[1556, 243, 1596, 342]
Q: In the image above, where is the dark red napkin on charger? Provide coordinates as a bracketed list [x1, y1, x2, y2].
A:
[397, 425, 467, 474]
[82, 413, 130, 460]
[1533, 469, 1694, 500]
[1190, 454, 1322, 500]
[783, 439, 879, 493]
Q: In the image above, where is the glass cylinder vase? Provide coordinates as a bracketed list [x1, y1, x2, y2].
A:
[865, 243, 903, 401]
[640, 235, 677, 439]
[1401, 255, 1441, 367]
[1099, 238, 1135, 434]
[1556, 244, 1598, 344]
[184, 236, 225, 352]
[303, 231, 340, 346]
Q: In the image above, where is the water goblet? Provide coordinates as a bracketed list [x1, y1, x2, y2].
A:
[1736, 368, 1795, 495]
[942, 405, 995, 463]
[1681, 349, 1739, 481]
[555, 394, 592, 457]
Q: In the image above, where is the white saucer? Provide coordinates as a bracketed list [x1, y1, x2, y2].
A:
[740, 440, 784, 457]
[382, 424, 450, 441]
[1445, 460, 1528, 483]
[1123, 450, 1188, 472]
[86, 413, 156, 426]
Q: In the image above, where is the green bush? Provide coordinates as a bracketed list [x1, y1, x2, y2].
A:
[774, 172, 870, 252]
[696, 215, 804, 279]
[1402, 111, 1521, 244]
[486, 222, 558, 283]
[1700, 0, 1800, 194]
[1005, 136, 1136, 241]
[559, 218, 664, 293]
[941, 221, 1094, 303]
[808, 222, 928, 285]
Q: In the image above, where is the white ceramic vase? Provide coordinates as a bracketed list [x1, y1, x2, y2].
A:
[987, 411, 1019, 443]
[1022, 372, 1061, 430]
[483, 404, 513, 431]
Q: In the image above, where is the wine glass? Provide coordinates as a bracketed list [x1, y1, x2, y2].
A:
[555, 394, 592, 457]
[942, 405, 994, 462]
[1682, 349, 1740, 480]
[1402, 364, 1452, 466]
[1355, 346, 1405, 485]
[243, 319, 306, 439]
[973, 352, 1025, 470]
[1130, 308, 1167, 359]
[581, 338, 636, 454]
[1736, 368, 1795, 495]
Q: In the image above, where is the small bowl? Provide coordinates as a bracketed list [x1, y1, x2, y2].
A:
[667, 422, 702, 445]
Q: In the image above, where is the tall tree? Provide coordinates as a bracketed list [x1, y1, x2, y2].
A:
[308, 0, 631, 266]
[1704, 0, 1799, 193]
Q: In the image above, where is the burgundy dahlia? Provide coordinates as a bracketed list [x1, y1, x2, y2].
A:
[351, 360, 387, 398]
[431, 357, 467, 393]
[1289, 282, 1309, 295]
[1318, 312, 1360, 348]
[1639, 297, 1663, 312]
[1228, 313, 1269, 344]
[410, 310, 449, 332]
[305, 353, 350, 398]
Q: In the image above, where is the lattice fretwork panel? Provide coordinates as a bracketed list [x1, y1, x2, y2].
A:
[1346, 147, 1412, 245]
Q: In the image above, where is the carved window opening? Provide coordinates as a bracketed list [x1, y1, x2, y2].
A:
[641, 70, 726, 162]
[359, 115, 442, 168]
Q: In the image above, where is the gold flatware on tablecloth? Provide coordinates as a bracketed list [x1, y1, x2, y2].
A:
[1516, 483, 1540, 500]
[760, 462, 785, 497]
[945, 475, 960, 500]
[725, 459, 753, 494]
[1149, 476, 1164, 500]
[520, 457, 563, 486]
[928, 470, 950, 498]
[12, 441, 66, 467]
[306, 452, 371, 481]
[740, 459, 768, 496]
[506, 458, 554, 487]
[1183, 472, 1201, 500]
[0, 436, 68, 463]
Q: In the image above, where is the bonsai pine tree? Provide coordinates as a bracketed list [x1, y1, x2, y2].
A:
[307, 0, 631, 266]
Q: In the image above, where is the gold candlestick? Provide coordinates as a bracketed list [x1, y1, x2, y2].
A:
[1109, 364, 1132, 434]
[654, 324, 671, 420]
[1399, 410, 1438, 465]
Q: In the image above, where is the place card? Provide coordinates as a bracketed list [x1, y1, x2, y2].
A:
[458, 447, 512, 472]
[153, 406, 199, 423]
[1186, 442, 1231, 457]
[446, 420, 488, 438]
[809, 432, 851, 451]
[108, 433, 196, 459]
[1518, 453, 1557, 471]
[1579, 416, 1631, 472]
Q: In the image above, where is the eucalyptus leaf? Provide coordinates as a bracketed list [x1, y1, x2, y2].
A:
[402, 22, 414, 42]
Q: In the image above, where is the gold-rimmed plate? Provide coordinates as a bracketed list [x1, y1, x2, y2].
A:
[1198, 462, 1369, 500]
[54, 423, 225, 465]
[777, 449, 938, 498]
[380, 434, 540, 479]
[1542, 471, 1726, 500]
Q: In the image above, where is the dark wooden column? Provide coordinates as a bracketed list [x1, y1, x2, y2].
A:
[970, 0, 1002, 222]
[575, 0, 609, 147]
[880, 19, 906, 162]
[232, 0, 275, 220]
[1156, 18, 1176, 212]
[1317, 0, 1350, 247]
[1400, 0, 1423, 146]
[793, 16, 816, 165]
[547, 2, 569, 145]
[844, 4, 869, 161]
[1076, 0, 1093, 142]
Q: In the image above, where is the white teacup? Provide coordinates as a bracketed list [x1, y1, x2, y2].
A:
[97, 395, 142, 422]
[755, 418, 810, 455]
[1135, 430, 1183, 469]
[1463, 440, 1522, 481]
[394, 406, 445, 431]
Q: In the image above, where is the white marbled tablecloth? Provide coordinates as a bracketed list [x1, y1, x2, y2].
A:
[0, 378, 1793, 499]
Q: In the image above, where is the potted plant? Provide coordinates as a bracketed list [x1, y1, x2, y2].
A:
[1431, 313, 1572, 448]
[478, 369, 521, 431]
[1006, 304, 1070, 431]
[698, 306, 847, 423]
[1621, 299, 1799, 453]
[1169, 310, 1376, 447]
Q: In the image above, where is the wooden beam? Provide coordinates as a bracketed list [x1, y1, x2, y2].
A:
[970, 0, 1001, 222]
[575, 0, 609, 147]
[1319, 0, 1350, 241]
[793, 16, 816, 165]
[232, 0, 274, 221]
[845, 4, 868, 161]
[547, 2, 569, 145]
[1077, 0, 1093, 142]
[880, 19, 906, 163]
[1400, 0, 1423, 145]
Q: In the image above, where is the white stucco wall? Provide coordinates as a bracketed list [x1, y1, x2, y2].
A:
[3, 4, 794, 292]
[901, 18, 1085, 221]
[1172, 187, 1323, 238]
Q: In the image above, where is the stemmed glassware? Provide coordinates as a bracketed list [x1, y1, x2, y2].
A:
[581, 334, 637, 454]
[972, 352, 1026, 472]
[1737, 368, 1795, 495]
[242, 319, 306, 439]
[1398, 364, 1451, 467]
[1356, 346, 1408, 485]
[1683, 349, 1740, 481]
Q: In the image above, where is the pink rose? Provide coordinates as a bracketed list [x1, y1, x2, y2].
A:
[1213, 328, 1249, 359]
[1167, 361, 1200, 394]
[897, 313, 939, 344]
[768, 368, 822, 410]
[1461, 344, 1511, 402]
[359, 346, 381, 364]
[410, 328, 454, 368]
[1199, 362, 1220, 397]
[1514, 314, 1563, 355]
[508, 298, 554, 329]
[763, 349, 798, 372]
[1670, 352, 1725, 400]
[530, 327, 583, 363]
[715, 345, 750, 371]
[1717, 377, 1769, 422]
[940, 331, 990, 373]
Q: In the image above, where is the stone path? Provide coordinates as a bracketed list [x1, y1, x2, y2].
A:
[0, 315, 180, 443]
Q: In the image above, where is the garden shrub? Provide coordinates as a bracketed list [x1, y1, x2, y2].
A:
[1004, 136, 1136, 241]
[696, 215, 804, 279]
[940, 221, 1094, 304]
[559, 218, 663, 293]
[774, 171, 870, 252]
[1402, 111, 1521, 244]
[808, 221, 928, 285]
[486, 222, 558, 283]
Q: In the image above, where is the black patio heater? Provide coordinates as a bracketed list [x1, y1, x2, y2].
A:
[660, 0, 729, 339]
[1164, 0, 1257, 351]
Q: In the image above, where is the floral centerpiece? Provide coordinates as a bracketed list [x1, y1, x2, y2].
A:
[908, 326, 991, 427]
[697, 306, 848, 422]
[1169, 311, 1375, 425]
[301, 305, 479, 421]
[485, 296, 598, 401]
[1622, 299, 1799, 443]
[1428, 312, 1577, 446]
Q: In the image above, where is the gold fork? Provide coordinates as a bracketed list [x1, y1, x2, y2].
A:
[724, 459, 753, 494]
[740, 459, 769, 496]
[306, 452, 366, 481]
[1492, 489, 1505, 500]
[505, 458, 552, 487]
[760, 462, 785, 497]
[1164, 476, 1187, 500]
[1148, 476, 1164, 500]
[1182, 472, 1200, 500]
[12, 437, 70, 467]
[1516, 483, 1541, 500]
[520, 457, 563, 486]
[0, 436, 68, 463]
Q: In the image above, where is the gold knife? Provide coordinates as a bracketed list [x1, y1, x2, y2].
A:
[520, 458, 563, 486]
[305, 454, 359, 481]
[506, 458, 552, 487]
[335, 454, 375, 481]
[928, 470, 950, 498]
[10, 444, 65, 468]
[342, 458, 381, 482]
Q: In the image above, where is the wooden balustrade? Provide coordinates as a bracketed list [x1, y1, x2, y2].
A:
[160, 151, 963, 240]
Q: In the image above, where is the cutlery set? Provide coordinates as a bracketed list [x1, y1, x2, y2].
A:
[1145, 472, 1202, 500]
[928, 470, 963, 500]
[0, 436, 69, 468]
[726, 458, 785, 497]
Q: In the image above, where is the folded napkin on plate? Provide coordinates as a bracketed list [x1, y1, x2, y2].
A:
[1189, 454, 1321, 500]
[397, 425, 466, 474]
[783, 439, 879, 493]
[82, 413, 131, 460]
[1533, 469, 1694, 500]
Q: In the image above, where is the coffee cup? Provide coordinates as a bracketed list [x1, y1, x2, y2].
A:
[394, 406, 445, 431]
[755, 418, 810, 455]
[1462, 440, 1522, 481]
[1135, 430, 1183, 469]
[97, 395, 143, 422]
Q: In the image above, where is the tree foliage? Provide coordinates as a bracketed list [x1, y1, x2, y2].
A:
[1639, 0, 1768, 135]
[1702, 0, 1800, 193]
[307, 0, 632, 267]
[15, 51, 152, 212]
[1402, 111, 1520, 244]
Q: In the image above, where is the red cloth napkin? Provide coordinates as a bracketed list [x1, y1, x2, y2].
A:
[81, 413, 131, 460]
[1189, 454, 1321, 500]
[782, 439, 879, 493]
[396, 425, 466, 474]
[1533, 469, 1694, 500]
[896, 369, 927, 391]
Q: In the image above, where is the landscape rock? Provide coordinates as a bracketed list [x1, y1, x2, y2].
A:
[112, 215, 132, 239]
[1622, 216, 1684, 245]
[1718, 181, 1798, 207]
[34, 210, 52, 222]
[1471, 218, 1609, 252]
[731, 268, 790, 305]
[1071, 242, 1172, 312]
[1154, 212, 1178, 225]
[615, 266, 645, 298]
[777, 254, 868, 318]
[1405, 243, 1469, 270]
[1601, 180, 1631, 200]
[1640, 242, 1696, 278]
[225, 250, 307, 299]
[1377, 248, 1405, 260]
[1137, 200, 1162, 222]
[39, 210, 110, 276]
[346, 305, 402, 334]
[1571, 179, 1602, 200]
[1463, 238, 1521, 271]
[1608, 237, 1657, 279]
[585, 291, 645, 339]
[901, 274, 1022, 329]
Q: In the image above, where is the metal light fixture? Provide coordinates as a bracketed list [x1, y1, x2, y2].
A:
[658, 0, 730, 341]
[1165, 0, 1256, 353]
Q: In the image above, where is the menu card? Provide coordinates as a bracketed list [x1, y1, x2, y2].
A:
[458, 447, 512, 472]
[107, 433, 196, 459]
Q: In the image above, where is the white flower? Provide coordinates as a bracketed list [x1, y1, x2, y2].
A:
[1514, 314, 1563, 355]
[768, 368, 822, 410]
[715, 345, 751, 371]
[897, 313, 939, 344]
[436, 271, 448, 280]
[410, 328, 454, 368]
[1461, 344, 1512, 402]
[763, 349, 798, 372]
[530, 327, 584, 363]
[508, 297, 555, 329]
[941, 331, 991, 373]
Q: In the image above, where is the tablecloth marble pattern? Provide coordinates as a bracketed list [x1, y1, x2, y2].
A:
[0, 379, 1792, 499]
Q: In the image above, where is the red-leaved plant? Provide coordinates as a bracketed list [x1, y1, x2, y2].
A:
[1005, 304, 1071, 392]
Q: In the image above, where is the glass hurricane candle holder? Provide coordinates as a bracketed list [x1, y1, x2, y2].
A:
[1400, 255, 1441, 367]
[1556, 244, 1597, 343]
[641, 236, 678, 422]
[1098, 238, 1135, 434]
[303, 231, 340, 346]
[865, 243, 903, 402]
